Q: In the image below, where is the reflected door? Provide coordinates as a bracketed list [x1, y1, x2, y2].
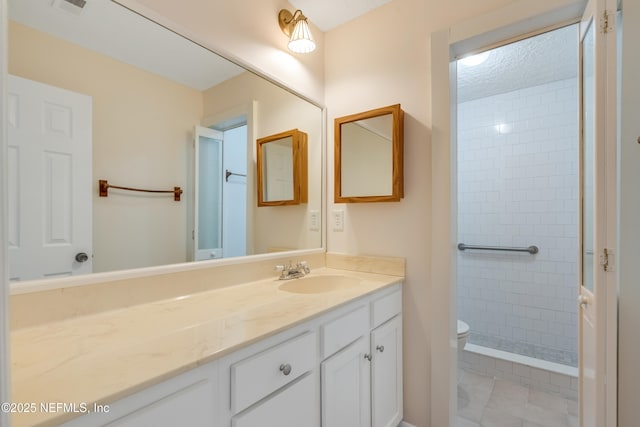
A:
[194, 126, 224, 261]
[8, 75, 92, 281]
[578, 0, 617, 425]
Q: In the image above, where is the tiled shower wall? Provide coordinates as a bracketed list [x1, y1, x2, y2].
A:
[457, 77, 579, 366]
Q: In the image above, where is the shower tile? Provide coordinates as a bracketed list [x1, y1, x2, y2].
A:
[495, 359, 513, 374]
[458, 371, 494, 422]
[528, 389, 568, 413]
[457, 415, 480, 427]
[489, 379, 530, 406]
[480, 406, 525, 427]
[458, 369, 578, 427]
[513, 364, 531, 378]
[530, 367, 551, 383]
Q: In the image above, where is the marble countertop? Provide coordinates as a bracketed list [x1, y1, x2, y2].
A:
[10, 268, 402, 427]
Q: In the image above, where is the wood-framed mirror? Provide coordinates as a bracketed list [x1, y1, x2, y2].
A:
[334, 104, 404, 203]
[257, 129, 308, 206]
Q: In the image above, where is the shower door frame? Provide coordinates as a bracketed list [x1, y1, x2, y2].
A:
[430, 1, 619, 426]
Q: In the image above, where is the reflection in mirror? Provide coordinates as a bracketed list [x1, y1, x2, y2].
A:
[7, 0, 323, 281]
[257, 129, 308, 206]
[334, 104, 404, 203]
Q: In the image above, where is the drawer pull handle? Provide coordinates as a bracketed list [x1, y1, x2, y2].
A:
[376, 345, 385, 353]
[364, 353, 372, 361]
[279, 363, 292, 375]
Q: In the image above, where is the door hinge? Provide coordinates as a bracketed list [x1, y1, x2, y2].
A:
[599, 248, 615, 272]
[601, 10, 614, 34]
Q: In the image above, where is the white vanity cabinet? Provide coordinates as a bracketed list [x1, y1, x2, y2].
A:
[59, 283, 402, 427]
[61, 363, 219, 427]
[321, 336, 372, 427]
[231, 373, 316, 427]
[320, 287, 403, 427]
[371, 314, 403, 427]
[228, 331, 318, 427]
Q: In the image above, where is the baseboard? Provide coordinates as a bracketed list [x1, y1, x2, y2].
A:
[398, 422, 417, 427]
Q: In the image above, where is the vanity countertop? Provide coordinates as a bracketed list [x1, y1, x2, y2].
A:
[10, 268, 403, 427]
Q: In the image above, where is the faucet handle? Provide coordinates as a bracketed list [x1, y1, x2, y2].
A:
[298, 261, 310, 273]
[275, 264, 286, 272]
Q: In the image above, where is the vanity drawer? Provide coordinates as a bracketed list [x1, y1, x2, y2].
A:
[320, 305, 368, 359]
[371, 288, 402, 328]
[232, 373, 316, 427]
[231, 331, 316, 414]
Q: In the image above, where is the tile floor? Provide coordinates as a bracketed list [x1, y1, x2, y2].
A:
[457, 369, 578, 427]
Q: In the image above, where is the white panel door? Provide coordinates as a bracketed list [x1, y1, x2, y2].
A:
[8, 75, 92, 281]
[194, 125, 224, 261]
[321, 336, 371, 427]
[578, 0, 617, 426]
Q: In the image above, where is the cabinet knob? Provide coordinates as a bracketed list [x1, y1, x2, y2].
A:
[279, 363, 292, 375]
[376, 345, 385, 353]
[364, 353, 372, 361]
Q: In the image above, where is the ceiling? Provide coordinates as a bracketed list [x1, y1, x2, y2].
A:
[289, 0, 578, 103]
[10, 0, 578, 101]
[456, 24, 579, 102]
[288, 0, 393, 31]
[9, 0, 245, 91]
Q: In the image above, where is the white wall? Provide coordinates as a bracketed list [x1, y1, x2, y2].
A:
[457, 78, 579, 366]
[324, 1, 518, 425]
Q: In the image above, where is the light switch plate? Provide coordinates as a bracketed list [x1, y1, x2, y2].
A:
[309, 210, 320, 231]
[332, 210, 344, 232]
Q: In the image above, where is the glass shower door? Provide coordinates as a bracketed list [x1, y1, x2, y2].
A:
[194, 125, 224, 261]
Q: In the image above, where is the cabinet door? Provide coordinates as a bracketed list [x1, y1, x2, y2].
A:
[371, 314, 403, 427]
[321, 336, 371, 427]
[232, 373, 317, 427]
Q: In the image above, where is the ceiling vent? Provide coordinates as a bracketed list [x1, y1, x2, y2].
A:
[52, 0, 87, 16]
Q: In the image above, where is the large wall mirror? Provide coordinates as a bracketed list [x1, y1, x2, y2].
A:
[7, 0, 323, 282]
[334, 104, 404, 203]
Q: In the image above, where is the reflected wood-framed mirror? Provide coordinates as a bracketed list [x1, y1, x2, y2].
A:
[334, 104, 404, 203]
[257, 129, 308, 206]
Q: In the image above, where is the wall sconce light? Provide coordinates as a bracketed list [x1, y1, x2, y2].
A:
[278, 9, 316, 54]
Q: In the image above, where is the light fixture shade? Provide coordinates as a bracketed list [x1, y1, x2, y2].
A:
[288, 19, 316, 54]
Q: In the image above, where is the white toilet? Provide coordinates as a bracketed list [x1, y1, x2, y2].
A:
[457, 320, 470, 352]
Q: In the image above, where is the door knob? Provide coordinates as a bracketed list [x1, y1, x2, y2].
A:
[75, 252, 89, 263]
[578, 294, 589, 308]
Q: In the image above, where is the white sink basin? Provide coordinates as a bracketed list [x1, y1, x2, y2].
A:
[278, 275, 361, 294]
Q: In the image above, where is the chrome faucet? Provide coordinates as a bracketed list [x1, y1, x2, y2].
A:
[276, 261, 310, 280]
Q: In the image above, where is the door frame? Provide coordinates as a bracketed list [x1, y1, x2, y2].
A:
[430, 0, 618, 426]
[0, 0, 10, 424]
[202, 102, 257, 257]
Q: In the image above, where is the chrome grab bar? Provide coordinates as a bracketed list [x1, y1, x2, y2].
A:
[457, 243, 539, 255]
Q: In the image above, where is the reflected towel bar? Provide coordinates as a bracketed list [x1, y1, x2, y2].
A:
[99, 179, 182, 201]
[225, 169, 247, 182]
[457, 243, 539, 254]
